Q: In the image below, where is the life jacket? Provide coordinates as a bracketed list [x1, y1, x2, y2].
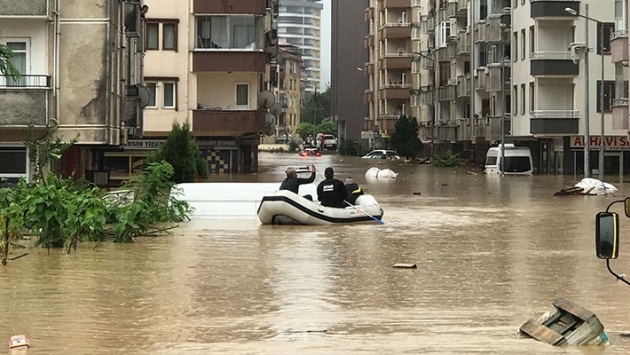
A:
[345, 183, 364, 204]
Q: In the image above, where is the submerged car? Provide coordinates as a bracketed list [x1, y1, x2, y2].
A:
[362, 150, 400, 160]
[299, 148, 321, 157]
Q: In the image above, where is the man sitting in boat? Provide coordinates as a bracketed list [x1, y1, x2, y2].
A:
[317, 167, 348, 208]
[280, 164, 317, 200]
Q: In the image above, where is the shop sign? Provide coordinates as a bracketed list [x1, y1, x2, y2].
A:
[124, 140, 165, 150]
[570, 136, 630, 150]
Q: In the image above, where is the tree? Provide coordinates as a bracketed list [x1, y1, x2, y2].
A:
[390, 115, 423, 159]
[295, 120, 338, 141]
[151, 121, 209, 183]
[300, 86, 331, 125]
[0, 30, 20, 79]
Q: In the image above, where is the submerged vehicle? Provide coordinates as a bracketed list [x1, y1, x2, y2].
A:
[484, 144, 533, 175]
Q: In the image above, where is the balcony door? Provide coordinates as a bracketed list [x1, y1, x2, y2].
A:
[1, 38, 29, 87]
[236, 83, 250, 110]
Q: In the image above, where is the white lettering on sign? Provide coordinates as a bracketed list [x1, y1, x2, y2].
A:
[570, 136, 630, 150]
[124, 140, 166, 150]
[322, 184, 334, 192]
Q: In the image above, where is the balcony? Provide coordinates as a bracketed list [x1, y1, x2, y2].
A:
[365, 7, 375, 21]
[377, 115, 399, 132]
[193, 0, 267, 14]
[530, 52, 578, 76]
[486, 13, 510, 43]
[380, 53, 412, 69]
[437, 85, 456, 101]
[193, 51, 266, 72]
[419, 91, 433, 105]
[487, 115, 511, 140]
[529, 110, 579, 135]
[378, 84, 412, 100]
[364, 61, 375, 74]
[447, 42, 457, 59]
[457, 0, 468, 15]
[363, 119, 376, 132]
[364, 89, 375, 103]
[437, 123, 457, 142]
[0, 75, 50, 126]
[436, 47, 448, 61]
[378, 24, 412, 40]
[0, 0, 47, 16]
[475, 69, 487, 90]
[531, 0, 580, 19]
[447, 0, 458, 18]
[475, 21, 487, 42]
[422, 16, 435, 33]
[364, 35, 375, 49]
[457, 31, 470, 56]
[192, 109, 264, 136]
[378, 0, 410, 9]
[486, 64, 510, 92]
[457, 75, 470, 97]
[612, 98, 629, 130]
[611, 31, 628, 64]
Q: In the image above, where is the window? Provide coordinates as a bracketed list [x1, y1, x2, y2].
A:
[615, 0, 628, 38]
[1, 40, 28, 86]
[0, 146, 28, 182]
[520, 84, 525, 115]
[236, 83, 250, 109]
[529, 82, 534, 112]
[146, 20, 179, 51]
[438, 22, 451, 47]
[146, 23, 159, 50]
[597, 22, 615, 54]
[513, 32, 518, 62]
[520, 29, 525, 60]
[529, 26, 534, 57]
[163, 23, 177, 51]
[513, 85, 518, 116]
[163, 82, 175, 108]
[196, 15, 263, 50]
[146, 82, 157, 108]
[615, 63, 629, 102]
[596, 80, 615, 112]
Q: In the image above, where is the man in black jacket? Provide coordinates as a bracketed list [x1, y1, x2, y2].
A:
[317, 167, 348, 208]
[280, 164, 316, 200]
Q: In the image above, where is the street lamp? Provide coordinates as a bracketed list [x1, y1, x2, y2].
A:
[566, 5, 606, 181]
[412, 51, 436, 160]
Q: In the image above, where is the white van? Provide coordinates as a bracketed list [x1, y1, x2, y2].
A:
[484, 144, 533, 175]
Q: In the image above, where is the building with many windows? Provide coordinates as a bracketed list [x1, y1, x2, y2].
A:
[277, 0, 323, 94]
[363, 0, 629, 175]
[272, 43, 303, 140]
[130, 0, 278, 176]
[0, 0, 145, 185]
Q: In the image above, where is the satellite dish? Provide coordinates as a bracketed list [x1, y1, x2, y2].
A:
[265, 113, 276, 126]
[264, 123, 275, 137]
[258, 90, 275, 109]
[136, 84, 150, 109]
[269, 102, 283, 116]
[265, 46, 278, 60]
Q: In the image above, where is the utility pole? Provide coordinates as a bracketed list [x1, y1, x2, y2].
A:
[599, 21, 605, 182]
[500, 42, 506, 176]
[584, 4, 591, 177]
[313, 86, 318, 125]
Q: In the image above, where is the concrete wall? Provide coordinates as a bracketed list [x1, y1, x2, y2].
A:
[0, 0, 47, 16]
[196, 72, 259, 110]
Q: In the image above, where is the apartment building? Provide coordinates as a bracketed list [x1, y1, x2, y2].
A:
[331, 0, 368, 142]
[278, 0, 323, 94]
[364, 0, 413, 145]
[0, 0, 145, 184]
[276, 44, 303, 139]
[132, 0, 278, 175]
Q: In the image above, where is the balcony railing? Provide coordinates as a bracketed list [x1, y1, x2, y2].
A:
[0, 75, 50, 88]
[613, 98, 629, 106]
[530, 51, 571, 60]
[530, 110, 579, 119]
[381, 83, 411, 89]
[613, 29, 628, 40]
[382, 51, 412, 58]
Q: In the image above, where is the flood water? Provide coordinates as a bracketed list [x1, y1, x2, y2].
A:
[1, 152, 630, 354]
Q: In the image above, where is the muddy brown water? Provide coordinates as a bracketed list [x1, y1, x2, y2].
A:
[1, 152, 630, 354]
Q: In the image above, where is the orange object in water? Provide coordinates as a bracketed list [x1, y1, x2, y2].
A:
[8, 335, 29, 350]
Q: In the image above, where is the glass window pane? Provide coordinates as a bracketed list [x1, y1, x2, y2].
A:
[0, 148, 27, 174]
[146, 83, 157, 107]
[163, 82, 174, 107]
[164, 24, 175, 49]
[236, 84, 248, 106]
[147, 23, 159, 49]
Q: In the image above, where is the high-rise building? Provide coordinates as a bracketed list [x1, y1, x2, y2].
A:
[277, 0, 323, 94]
[363, 0, 413, 146]
[331, 0, 369, 142]
[0, 0, 145, 185]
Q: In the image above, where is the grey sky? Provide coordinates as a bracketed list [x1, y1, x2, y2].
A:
[320, 0, 331, 89]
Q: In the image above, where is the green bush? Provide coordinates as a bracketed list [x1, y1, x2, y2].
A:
[433, 150, 465, 167]
[339, 140, 364, 156]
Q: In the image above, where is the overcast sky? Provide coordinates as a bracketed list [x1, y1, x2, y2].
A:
[320, 0, 331, 89]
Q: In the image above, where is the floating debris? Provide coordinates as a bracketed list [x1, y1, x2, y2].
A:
[393, 263, 417, 269]
[9, 335, 29, 350]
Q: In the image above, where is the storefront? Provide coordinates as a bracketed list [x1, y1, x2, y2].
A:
[568, 135, 630, 181]
[103, 139, 165, 184]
